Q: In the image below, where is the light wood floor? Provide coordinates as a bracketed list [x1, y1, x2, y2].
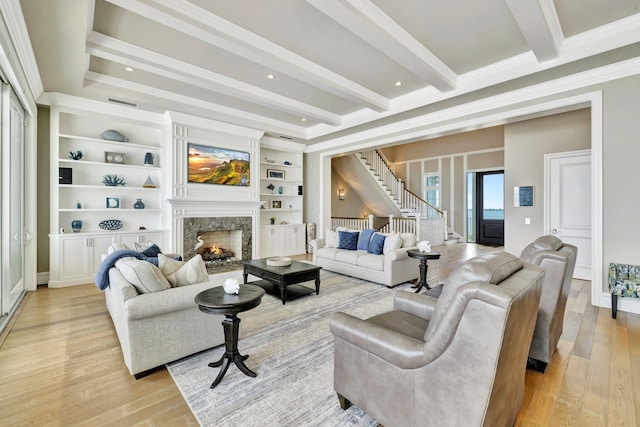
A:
[0, 243, 637, 426]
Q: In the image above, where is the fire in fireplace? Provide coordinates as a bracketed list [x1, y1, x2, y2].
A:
[195, 229, 243, 273]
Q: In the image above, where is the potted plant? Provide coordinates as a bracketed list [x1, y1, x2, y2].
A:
[270, 217, 276, 225]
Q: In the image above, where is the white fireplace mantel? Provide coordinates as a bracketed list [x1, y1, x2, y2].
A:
[167, 198, 264, 214]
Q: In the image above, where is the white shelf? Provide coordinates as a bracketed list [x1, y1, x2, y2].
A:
[260, 193, 299, 197]
[262, 208, 302, 212]
[59, 184, 160, 191]
[59, 159, 161, 170]
[60, 133, 160, 151]
[260, 161, 301, 169]
[59, 208, 161, 212]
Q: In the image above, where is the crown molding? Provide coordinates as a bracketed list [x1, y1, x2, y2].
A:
[305, 57, 640, 153]
[166, 111, 265, 139]
[104, 0, 390, 112]
[86, 32, 342, 126]
[261, 136, 306, 153]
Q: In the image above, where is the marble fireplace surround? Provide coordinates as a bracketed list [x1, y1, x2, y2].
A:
[182, 217, 252, 262]
[168, 199, 263, 274]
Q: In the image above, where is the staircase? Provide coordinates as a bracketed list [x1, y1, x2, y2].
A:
[357, 149, 450, 243]
[358, 149, 442, 218]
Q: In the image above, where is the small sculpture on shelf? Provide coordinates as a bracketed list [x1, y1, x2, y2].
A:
[270, 217, 276, 225]
[76, 200, 82, 209]
[69, 150, 83, 160]
[266, 183, 275, 193]
[143, 175, 156, 188]
[100, 129, 129, 142]
[71, 220, 82, 233]
[102, 174, 126, 187]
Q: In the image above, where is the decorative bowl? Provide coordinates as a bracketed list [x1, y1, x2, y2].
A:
[99, 219, 123, 231]
[266, 256, 291, 267]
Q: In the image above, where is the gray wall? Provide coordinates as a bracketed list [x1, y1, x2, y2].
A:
[504, 108, 591, 255]
[37, 107, 50, 274]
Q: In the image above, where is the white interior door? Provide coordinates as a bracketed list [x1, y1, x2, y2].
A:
[546, 150, 591, 280]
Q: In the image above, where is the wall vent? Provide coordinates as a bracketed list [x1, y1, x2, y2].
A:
[107, 97, 138, 107]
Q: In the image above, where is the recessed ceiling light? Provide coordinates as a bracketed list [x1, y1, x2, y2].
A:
[267, 74, 275, 79]
[395, 81, 403, 86]
[301, 118, 307, 122]
[125, 67, 134, 72]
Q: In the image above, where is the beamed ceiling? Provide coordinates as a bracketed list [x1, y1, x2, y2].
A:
[16, 0, 640, 147]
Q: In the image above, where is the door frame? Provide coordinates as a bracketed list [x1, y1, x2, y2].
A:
[475, 170, 504, 246]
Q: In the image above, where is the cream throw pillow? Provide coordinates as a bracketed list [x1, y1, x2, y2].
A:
[383, 232, 402, 254]
[159, 253, 209, 287]
[115, 257, 171, 294]
[400, 233, 417, 248]
[325, 229, 339, 248]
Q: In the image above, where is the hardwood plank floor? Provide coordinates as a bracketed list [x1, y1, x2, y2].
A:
[1, 243, 638, 426]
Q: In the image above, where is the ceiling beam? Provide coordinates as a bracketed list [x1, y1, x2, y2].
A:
[103, 0, 390, 112]
[84, 71, 309, 139]
[505, 0, 564, 62]
[306, 0, 457, 92]
[86, 32, 343, 126]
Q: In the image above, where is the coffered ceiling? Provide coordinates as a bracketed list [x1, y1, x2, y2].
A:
[16, 0, 640, 146]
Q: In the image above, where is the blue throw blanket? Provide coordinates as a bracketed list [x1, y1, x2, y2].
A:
[95, 250, 143, 290]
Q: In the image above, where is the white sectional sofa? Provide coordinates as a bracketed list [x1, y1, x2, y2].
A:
[310, 231, 420, 287]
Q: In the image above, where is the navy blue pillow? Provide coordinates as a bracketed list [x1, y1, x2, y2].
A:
[368, 233, 386, 255]
[140, 244, 162, 257]
[338, 231, 359, 250]
[357, 228, 376, 251]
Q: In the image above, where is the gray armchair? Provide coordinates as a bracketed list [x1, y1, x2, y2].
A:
[329, 251, 544, 427]
[520, 235, 577, 372]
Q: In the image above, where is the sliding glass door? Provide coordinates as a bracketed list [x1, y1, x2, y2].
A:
[1, 83, 25, 320]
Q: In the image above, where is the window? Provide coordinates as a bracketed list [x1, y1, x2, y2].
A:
[423, 174, 440, 217]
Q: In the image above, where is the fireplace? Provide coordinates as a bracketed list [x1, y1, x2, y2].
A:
[183, 217, 252, 274]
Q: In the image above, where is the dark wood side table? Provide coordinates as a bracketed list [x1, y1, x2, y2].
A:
[195, 284, 265, 389]
[407, 250, 441, 293]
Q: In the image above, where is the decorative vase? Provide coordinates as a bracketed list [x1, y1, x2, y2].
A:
[133, 199, 145, 209]
[71, 220, 82, 233]
[144, 152, 154, 166]
[278, 186, 283, 194]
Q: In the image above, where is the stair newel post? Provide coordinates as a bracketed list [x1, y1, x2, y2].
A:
[416, 216, 422, 241]
[389, 214, 395, 233]
[443, 210, 449, 241]
[368, 215, 374, 229]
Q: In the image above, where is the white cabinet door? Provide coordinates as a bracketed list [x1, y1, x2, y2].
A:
[89, 235, 117, 276]
[59, 236, 91, 283]
[283, 225, 306, 255]
[260, 226, 286, 258]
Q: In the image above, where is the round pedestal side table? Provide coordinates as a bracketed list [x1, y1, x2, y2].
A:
[406, 250, 441, 293]
[195, 284, 265, 389]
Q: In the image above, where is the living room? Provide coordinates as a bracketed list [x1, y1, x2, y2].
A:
[1, 1, 640, 426]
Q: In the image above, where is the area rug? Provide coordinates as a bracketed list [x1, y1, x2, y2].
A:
[167, 271, 419, 426]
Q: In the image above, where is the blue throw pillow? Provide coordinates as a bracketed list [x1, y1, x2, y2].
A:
[357, 228, 376, 251]
[368, 233, 386, 255]
[338, 231, 359, 250]
[140, 244, 162, 257]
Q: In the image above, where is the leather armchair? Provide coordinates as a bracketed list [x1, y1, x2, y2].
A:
[520, 235, 577, 372]
[330, 251, 544, 427]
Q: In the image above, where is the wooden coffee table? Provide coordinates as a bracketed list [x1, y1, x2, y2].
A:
[242, 258, 321, 304]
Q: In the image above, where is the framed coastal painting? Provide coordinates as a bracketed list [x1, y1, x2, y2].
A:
[187, 143, 250, 186]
